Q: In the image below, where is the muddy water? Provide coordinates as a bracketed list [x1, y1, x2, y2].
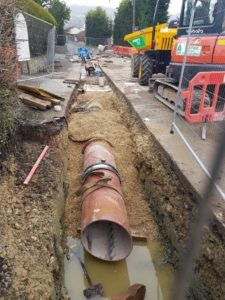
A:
[64, 237, 174, 300]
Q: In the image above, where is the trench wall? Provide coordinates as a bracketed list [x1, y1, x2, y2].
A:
[107, 77, 225, 300]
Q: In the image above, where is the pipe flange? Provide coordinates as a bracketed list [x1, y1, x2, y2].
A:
[81, 162, 121, 183]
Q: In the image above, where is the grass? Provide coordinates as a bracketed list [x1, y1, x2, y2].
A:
[17, 0, 57, 26]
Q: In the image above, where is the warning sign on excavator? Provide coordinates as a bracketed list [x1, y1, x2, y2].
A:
[130, 36, 146, 49]
[176, 44, 183, 55]
[176, 43, 201, 56]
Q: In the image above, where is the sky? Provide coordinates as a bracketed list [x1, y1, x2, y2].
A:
[64, 0, 121, 9]
[64, 0, 182, 15]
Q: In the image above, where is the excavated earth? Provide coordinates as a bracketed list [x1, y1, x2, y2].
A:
[0, 131, 67, 299]
[0, 83, 225, 299]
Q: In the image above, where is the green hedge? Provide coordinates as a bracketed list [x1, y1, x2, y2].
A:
[17, 0, 57, 26]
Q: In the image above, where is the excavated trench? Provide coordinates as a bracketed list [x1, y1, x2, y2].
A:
[63, 91, 174, 299]
[0, 82, 225, 299]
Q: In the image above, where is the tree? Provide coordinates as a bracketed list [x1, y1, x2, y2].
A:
[113, 0, 133, 46]
[85, 7, 112, 46]
[48, 0, 70, 33]
[34, 0, 50, 7]
[137, 0, 170, 29]
[113, 0, 171, 46]
[34, 0, 70, 33]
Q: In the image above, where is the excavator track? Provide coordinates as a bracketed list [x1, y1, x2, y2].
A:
[152, 78, 185, 117]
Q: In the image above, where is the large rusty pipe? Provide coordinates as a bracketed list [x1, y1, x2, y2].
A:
[81, 139, 133, 261]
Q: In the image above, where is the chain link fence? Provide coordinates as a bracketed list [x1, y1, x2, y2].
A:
[85, 36, 112, 47]
[169, 0, 225, 298]
[16, 12, 56, 82]
[172, 0, 225, 200]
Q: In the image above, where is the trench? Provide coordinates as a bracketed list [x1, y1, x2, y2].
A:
[62, 85, 225, 300]
[0, 79, 224, 299]
[62, 90, 175, 299]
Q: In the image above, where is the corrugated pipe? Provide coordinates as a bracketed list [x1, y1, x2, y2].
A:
[80, 138, 133, 261]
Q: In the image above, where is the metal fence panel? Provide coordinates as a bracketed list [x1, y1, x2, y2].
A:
[16, 12, 56, 82]
[170, 0, 225, 298]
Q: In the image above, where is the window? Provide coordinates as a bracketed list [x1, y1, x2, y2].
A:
[182, 0, 218, 27]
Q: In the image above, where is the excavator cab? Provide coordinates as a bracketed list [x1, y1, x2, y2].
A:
[178, 0, 223, 35]
[182, 0, 214, 28]
[167, 0, 225, 87]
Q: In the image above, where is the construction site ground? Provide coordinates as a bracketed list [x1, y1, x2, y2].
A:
[0, 50, 225, 299]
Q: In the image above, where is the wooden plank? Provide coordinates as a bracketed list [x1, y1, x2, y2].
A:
[18, 88, 61, 105]
[19, 93, 52, 110]
[63, 79, 80, 84]
[17, 84, 65, 101]
[64, 73, 81, 84]
[46, 98, 61, 105]
[38, 88, 65, 100]
[132, 234, 147, 243]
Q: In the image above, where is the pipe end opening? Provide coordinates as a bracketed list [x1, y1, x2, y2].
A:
[81, 220, 133, 261]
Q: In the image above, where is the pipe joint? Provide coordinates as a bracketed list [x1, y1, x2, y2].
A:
[81, 161, 122, 183]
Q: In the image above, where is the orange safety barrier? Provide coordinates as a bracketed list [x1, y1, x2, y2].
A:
[113, 45, 138, 57]
[181, 72, 225, 123]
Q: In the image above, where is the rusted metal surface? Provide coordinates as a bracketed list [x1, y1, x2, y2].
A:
[82, 139, 115, 168]
[80, 139, 133, 261]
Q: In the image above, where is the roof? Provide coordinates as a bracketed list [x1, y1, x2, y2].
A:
[65, 27, 84, 35]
